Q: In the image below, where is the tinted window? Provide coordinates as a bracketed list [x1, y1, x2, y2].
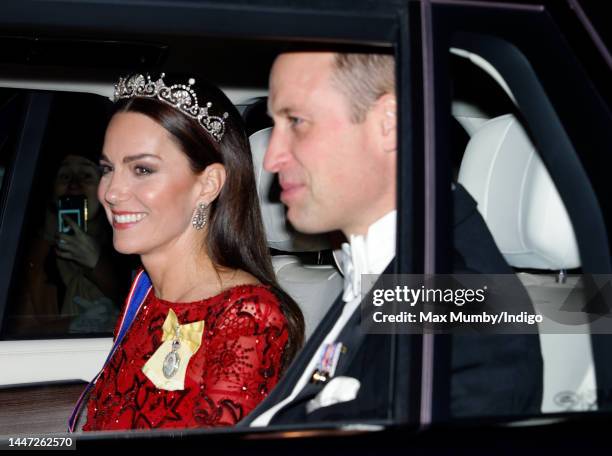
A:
[427, 1, 612, 422]
[1, 92, 138, 339]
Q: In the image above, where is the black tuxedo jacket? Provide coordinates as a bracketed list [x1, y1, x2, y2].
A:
[240, 184, 543, 425]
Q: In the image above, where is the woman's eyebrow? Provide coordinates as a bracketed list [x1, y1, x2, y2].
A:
[99, 153, 162, 163]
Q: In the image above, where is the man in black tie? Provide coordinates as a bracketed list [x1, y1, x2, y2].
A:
[241, 52, 542, 426]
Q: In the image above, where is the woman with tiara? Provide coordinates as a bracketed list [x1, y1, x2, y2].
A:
[72, 74, 304, 430]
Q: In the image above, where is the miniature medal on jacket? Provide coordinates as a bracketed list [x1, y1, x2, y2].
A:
[142, 309, 204, 391]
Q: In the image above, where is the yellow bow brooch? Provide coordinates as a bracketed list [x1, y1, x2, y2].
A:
[142, 309, 204, 391]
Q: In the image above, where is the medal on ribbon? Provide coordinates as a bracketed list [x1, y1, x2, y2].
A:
[310, 342, 345, 384]
[142, 309, 204, 391]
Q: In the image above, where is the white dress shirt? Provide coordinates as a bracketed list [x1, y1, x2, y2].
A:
[250, 210, 397, 426]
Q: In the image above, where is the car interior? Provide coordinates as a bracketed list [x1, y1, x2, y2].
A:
[0, 33, 602, 435]
[450, 49, 595, 413]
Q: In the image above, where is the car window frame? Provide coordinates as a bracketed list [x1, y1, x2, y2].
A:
[425, 0, 612, 422]
[0, 0, 428, 440]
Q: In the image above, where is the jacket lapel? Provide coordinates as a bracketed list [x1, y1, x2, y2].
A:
[242, 258, 398, 426]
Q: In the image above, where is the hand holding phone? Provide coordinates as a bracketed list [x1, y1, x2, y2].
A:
[55, 216, 101, 269]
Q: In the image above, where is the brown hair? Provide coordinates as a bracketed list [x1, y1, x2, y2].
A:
[331, 53, 395, 123]
[113, 80, 304, 370]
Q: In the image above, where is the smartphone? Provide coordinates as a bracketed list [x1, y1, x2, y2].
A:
[58, 195, 88, 234]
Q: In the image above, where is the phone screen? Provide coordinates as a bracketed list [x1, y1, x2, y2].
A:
[58, 195, 88, 234]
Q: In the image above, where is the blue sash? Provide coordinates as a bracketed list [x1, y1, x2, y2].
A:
[67, 269, 152, 432]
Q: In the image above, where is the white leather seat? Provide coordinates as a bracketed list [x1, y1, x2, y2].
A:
[458, 114, 596, 412]
[249, 128, 343, 340]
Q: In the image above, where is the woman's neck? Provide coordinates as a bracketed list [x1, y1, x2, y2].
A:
[141, 245, 224, 303]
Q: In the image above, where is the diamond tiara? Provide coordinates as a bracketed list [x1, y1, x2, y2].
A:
[113, 73, 229, 142]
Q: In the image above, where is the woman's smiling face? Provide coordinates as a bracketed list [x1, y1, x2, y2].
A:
[98, 112, 204, 256]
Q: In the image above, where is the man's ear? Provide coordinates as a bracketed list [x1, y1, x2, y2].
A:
[198, 163, 227, 203]
[374, 93, 397, 153]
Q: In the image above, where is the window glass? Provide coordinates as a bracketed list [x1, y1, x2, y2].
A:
[2, 92, 139, 339]
[432, 30, 610, 421]
[451, 50, 591, 415]
[0, 48, 405, 440]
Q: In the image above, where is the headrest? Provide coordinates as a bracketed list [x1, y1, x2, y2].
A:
[458, 114, 580, 270]
[241, 96, 272, 137]
[249, 127, 332, 252]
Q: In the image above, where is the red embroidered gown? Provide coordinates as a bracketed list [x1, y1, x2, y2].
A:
[82, 284, 288, 430]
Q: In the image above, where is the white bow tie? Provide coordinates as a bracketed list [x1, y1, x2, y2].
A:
[341, 235, 369, 302]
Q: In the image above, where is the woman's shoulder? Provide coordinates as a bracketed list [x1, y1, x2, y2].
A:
[224, 284, 283, 311]
[217, 284, 286, 325]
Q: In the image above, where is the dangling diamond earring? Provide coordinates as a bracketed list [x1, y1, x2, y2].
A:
[192, 202, 209, 230]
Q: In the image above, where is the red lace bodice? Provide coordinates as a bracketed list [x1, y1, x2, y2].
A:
[82, 284, 288, 430]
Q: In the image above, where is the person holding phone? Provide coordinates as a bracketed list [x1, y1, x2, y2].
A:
[51, 154, 122, 317]
[13, 110, 128, 335]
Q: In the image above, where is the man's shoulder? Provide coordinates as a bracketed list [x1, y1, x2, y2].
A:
[452, 182, 479, 227]
[451, 182, 513, 274]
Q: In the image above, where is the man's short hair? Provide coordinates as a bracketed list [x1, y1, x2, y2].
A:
[331, 53, 395, 123]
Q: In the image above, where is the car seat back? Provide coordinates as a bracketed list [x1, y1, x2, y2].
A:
[458, 114, 596, 412]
